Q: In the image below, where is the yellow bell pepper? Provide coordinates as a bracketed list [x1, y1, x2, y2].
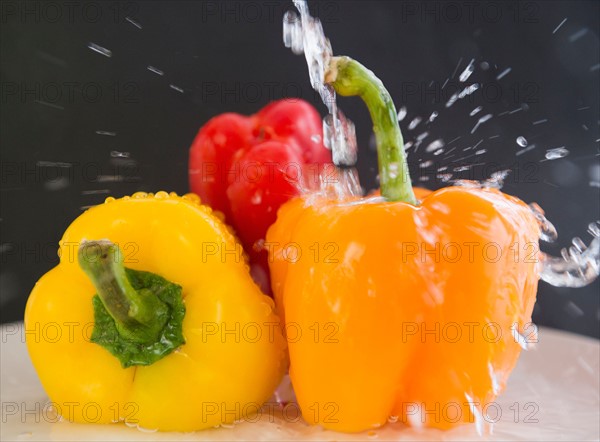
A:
[25, 191, 287, 431]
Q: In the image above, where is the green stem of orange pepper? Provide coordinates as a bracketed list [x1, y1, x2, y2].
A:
[326, 56, 417, 205]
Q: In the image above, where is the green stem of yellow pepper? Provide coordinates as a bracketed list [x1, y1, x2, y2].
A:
[79, 240, 168, 343]
[78, 240, 185, 367]
[325, 56, 417, 205]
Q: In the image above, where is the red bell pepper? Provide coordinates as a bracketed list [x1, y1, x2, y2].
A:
[189, 99, 332, 292]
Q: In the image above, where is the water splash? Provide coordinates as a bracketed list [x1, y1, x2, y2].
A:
[285, 3, 599, 292]
[452, 170, 511, 189]
[529, 203, 558, 242]
[539, 221, 600, 288]
[484, 169, 511, 188]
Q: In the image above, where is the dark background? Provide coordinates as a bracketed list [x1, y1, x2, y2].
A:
[1, 1, 599, 337]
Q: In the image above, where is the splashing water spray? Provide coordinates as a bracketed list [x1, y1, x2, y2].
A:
[283, 0, 599, 290]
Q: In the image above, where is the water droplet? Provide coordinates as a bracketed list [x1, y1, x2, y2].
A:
[496, 67, 512, 80]
[420, 160, 433, 168]
[459, 58, 475, 82]
[147, 65, 164, 76]
[251, 190, 263, 205]
[87, 42, 112, 57]
[425, 139, 445, 153]
[428, 111, 438, 122]
[529, 202, 558, 242]
[470, 106, 482, 116]
[471, 113, 493, 134]
[408, 116, 422, 130]
[553, 18, 568, 34]
[516, 136, 528, 147]
[397, 106, 407, 121]
[416, 131, 429, 143]
[461, 83, 480, 97]
[454, 166, 473, 173]
[311, 134, 321, 143]
[437, 173, 453, 183]
[183, 193, 201, 205]
[110, 151, 130, 158]
[545, 147, 569, 160]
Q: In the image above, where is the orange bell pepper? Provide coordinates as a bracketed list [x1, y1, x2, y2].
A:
[267, 56, 541, 432]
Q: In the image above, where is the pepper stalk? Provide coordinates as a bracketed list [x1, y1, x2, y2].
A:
[78, 240, 185, 367]
[325, 56, 417, 205]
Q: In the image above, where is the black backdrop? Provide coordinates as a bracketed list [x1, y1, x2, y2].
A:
[1, 0, 599, 338]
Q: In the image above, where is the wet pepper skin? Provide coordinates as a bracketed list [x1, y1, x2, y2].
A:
[267, 186, 540, 432]
[25, 192, 287, 432]
[189, 99, 332, 292]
